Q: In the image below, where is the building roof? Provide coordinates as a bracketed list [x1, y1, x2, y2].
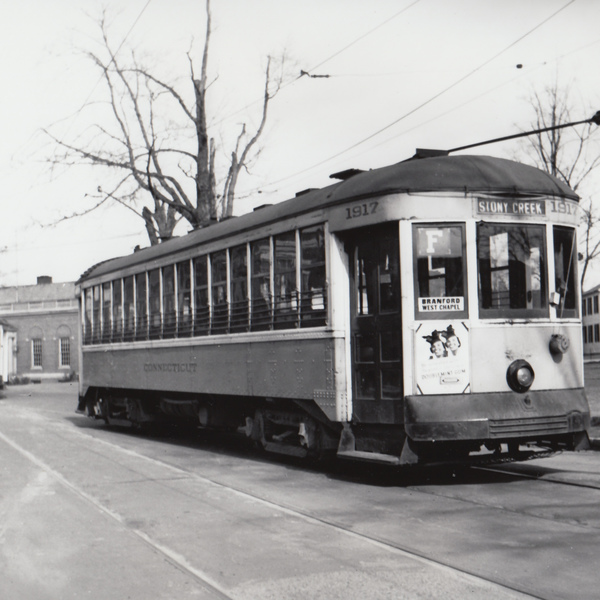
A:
[583, 284, 600, 297]
[0, 282, 76, 305]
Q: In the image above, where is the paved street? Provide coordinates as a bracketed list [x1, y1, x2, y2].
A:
[1, 380, 600, 600]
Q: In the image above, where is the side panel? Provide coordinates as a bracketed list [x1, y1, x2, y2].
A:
[81, 335, 343, 421]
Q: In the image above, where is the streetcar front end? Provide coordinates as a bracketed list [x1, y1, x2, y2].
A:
[400, 194, 590, 464]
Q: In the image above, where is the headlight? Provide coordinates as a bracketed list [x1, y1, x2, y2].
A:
[506, 359, 535, 393]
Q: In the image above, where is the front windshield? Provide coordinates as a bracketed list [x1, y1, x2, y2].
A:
[477, 223, 547, 318]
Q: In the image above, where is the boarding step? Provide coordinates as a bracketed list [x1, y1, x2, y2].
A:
[263, 442, 308, 458]
[337, 450, 402, 465]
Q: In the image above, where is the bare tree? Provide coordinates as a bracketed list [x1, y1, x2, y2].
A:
[45, 0, 283, 245]
[519, 82, 600, 287]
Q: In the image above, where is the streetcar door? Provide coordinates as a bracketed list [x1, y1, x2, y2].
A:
[346, 223, 403, 424]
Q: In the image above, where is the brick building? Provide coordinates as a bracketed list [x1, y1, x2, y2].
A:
[0, 277, 79, 381]
[0, 318, 17, 385]
[582, 284, 600, 360]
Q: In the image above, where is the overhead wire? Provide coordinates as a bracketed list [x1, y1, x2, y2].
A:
[211, 0, 421, 127]
[330, 0, 576, 157]
[302, 0, 421, 76]
[254, 0, 577, 193]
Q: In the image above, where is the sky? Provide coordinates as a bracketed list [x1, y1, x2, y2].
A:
[1, 0, 599, 288]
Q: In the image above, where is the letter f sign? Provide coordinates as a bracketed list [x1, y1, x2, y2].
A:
[425, 229, 444, 254]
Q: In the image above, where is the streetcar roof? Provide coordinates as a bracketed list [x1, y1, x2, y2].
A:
[78, 154, 578, 283]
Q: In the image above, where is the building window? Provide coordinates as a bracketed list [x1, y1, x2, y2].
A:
[583, 326, 588, 344]
[595, 296, 599, 314]
[583, 299, 587, 316]
[595, 324, 600, 343]
[588, 297, 593, 316]
[32, 338, 43, 368]
[60, 337, 71, 367]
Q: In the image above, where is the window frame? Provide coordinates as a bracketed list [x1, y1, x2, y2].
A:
[477, 221, 548, 319]
[274, 230, 299, 329]
[59, 337, 71, 368]
[553, 225, 579, 319]
[230, 244, 249, 333]
[250, 237, 273, 331]
[31, 338, 43, 369]
[300, 225, 327, 327]
[412, 222, 468, 320]
[80, 224, 329, 344]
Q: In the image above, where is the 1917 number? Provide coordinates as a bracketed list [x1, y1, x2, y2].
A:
[345, 201, 378, 220]
[548, 200, 578, 216]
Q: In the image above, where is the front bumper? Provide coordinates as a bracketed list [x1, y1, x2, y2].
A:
[404, 389, 590, 442]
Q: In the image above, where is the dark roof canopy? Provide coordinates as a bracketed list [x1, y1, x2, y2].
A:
[330, 154, 578, 201]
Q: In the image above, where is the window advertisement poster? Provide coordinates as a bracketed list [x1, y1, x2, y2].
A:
[414, 321, 470, 394]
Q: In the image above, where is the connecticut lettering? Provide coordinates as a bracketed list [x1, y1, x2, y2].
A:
[477, 200, 546, 216]
[418, 297, 464, 311]
[144, 362, 198, 374]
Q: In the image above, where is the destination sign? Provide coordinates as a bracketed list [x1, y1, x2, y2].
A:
[418, 297, 464, 312]
[477, 199, 546, 216]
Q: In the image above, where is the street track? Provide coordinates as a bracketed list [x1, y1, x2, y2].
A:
[1, 418, 539, 600]
[473, 460, 600, 492]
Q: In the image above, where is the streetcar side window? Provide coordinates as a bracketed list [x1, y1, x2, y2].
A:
[177, 260, 192, 337]
[413, 224, 467, 318]
[211, 251, 228, 334]
[300, 225, 327, 327]
[194, 256, 210, 336]
[102, 282, 111, 342]
[84, 287, 93, 344]
[80, 225, 328, 344]
[148, 269, 161, 339]
[553, 226, 578, 318]
[274, 231, 297, 329]
[112, 279, 123, 342]
[92, 286, 101, 343]
[162, 265, 176, 339]
[251, 238, 272, 331]
[135, 273, 148, 340]
[230, 245, 249, 333]
[477, 223, 547, 318]
[123, 276, 135, 341]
